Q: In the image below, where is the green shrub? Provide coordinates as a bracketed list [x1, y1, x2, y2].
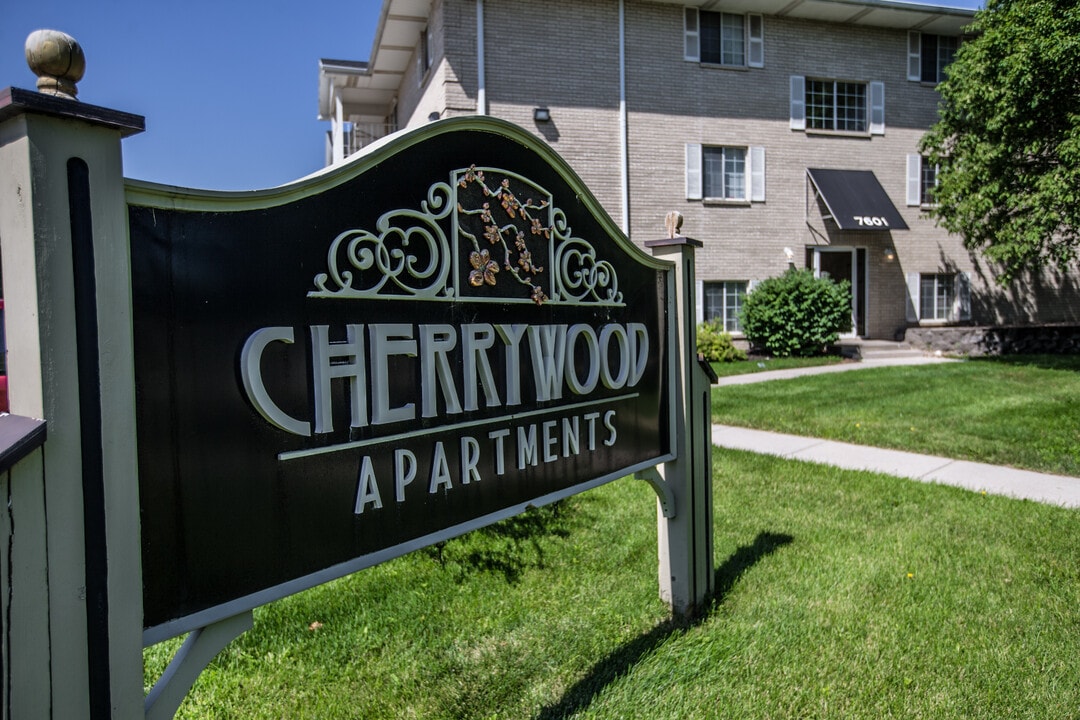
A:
[696, 320, 748, 362]
[739, 268, 852, 357]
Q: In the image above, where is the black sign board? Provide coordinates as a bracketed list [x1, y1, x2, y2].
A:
[128, 118, 672, 642]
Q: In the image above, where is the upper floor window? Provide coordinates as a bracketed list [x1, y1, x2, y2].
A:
[685, 143, 765, 202]
[704, 146, 745, 200]
[790, 76, 885, 135]
[807, 80, 866, 132]
[684, 8, 764, 68]
[418, 25, 433, 84]
[908, 31, 957, 84]
[906, 154, 939, 206]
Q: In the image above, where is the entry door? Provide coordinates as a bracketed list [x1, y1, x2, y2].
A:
[812, 248, 866, 337]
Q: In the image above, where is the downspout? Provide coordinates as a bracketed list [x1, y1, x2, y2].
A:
[619, 0, 629, 234]
[477, 0, 487, 115]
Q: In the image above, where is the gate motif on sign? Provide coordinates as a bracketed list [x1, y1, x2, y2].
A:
[309, 166, 622, 307]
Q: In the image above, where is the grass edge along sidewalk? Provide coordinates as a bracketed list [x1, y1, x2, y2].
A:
[712, 424, 1080, 508]
[710, 355, 1080, 479]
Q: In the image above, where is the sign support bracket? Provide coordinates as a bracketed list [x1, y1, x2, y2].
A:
[144, 611, 254, 720]
[635, 467, 676, 518]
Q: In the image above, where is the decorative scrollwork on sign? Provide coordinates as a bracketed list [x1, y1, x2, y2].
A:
[309, 167, 624, 306]
[309, 182, 454, 299]
[552, 208, 623, 305]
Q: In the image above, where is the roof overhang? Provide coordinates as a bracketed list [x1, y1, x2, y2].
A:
[807, 168, 909, 231]
[319, 0, 976, 122]
[661, 0, 975, 34]
[318, 0, 432, 123]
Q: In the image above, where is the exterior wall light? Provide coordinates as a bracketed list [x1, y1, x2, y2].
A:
[428, 111, 441, 122]
[884, 247, 896, 262]
[533, 107, 551, 122]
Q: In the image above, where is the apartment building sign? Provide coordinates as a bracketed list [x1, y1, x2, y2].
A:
[128, 118, 673, 640]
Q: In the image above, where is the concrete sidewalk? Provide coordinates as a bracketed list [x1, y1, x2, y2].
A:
[711, 356, 1080, 508]
[711, 424, 1080, 508]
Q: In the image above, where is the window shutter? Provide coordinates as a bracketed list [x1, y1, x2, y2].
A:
[955, 272, 972, 321]
[747, 279, 760, 294]
[750, 146, 766, 202]
[684, 8, 700, 62]
[686, 143, 703, 200]
[906, 272, 920, 322]
[748, 14, 764, 68]
[790, 76, 805, 130]
[870, 81, 885, 135]
[906, 154, 922, 206]
[695, 280, 704, 325]
[907, 31, 922, 81]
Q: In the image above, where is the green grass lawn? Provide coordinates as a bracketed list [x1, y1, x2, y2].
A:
[710, 354, 847, 378]
[146, 449, 1080, 719]
[712, 354, 1080, 477]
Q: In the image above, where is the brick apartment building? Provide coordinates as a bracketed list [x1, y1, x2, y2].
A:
[318, 0, 1080, 341]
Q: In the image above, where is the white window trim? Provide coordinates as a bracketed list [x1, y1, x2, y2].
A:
[870, 81, 885, 135]
[906, 154, 922, 206]
[684, 8, 700, 62]
[907, 31, 922, 82]
[686, 142, 703, 200]
[907, 154, 940, 207]
[685, 143, 765, 203]
[789, 75, 805, 130]
[748, 14, 764, 68]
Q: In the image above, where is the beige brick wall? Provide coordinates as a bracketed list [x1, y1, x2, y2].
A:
[383, 0, 1080, 337]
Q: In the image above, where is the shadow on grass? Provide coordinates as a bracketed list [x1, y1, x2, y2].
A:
[533, 531, 794, 720]
[972, 354, 1080, 373]
[425, 502, 576, 584]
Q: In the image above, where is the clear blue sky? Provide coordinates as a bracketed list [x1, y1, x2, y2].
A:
[1, 0, 377, 190]
[1, 0, 981, 191]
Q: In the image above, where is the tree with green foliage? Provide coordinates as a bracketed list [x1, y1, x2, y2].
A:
[920, 0, 1080, 280]
[739, 268, 852, 357]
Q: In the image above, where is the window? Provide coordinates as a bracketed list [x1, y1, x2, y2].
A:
[684, 9, 764, 68]
[908, 31, 957, 83]
[791, 76, 884, 135]
[704, 146, 745, 200]
[807, 80, 864, 132]
[920, 274, 953, 320]
[418, 25, 433, 82]
[906, 272, 971, 322]
[704, 281, 747, 332]
[906, 154, 939, 206]
[685, 144, 765, 202]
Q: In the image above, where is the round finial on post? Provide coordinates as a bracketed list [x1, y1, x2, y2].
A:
[25, 29, 86, 99]
[665, 211, 684, 239]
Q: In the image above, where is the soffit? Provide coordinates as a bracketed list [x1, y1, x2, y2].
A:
[318, 0, 431, 122]
[668, 0, 974, 34]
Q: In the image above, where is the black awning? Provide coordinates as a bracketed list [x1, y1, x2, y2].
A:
[806, 168, 909, 231]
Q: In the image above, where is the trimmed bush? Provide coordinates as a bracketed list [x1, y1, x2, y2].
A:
[740, 268, 852, 357]
[696, 320, 748, 362]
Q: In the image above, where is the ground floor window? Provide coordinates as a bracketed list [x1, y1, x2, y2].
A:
[704, 281, 747, 332]
[920, 273, 954, 320]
